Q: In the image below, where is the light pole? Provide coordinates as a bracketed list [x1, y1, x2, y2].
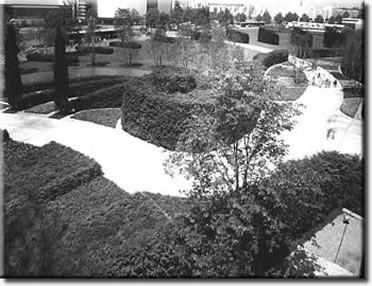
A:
[334, 213, 350, 264]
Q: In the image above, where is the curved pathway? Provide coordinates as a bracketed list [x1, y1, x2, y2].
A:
[280, 68, 362, 159]
[0, 112, 191, 196]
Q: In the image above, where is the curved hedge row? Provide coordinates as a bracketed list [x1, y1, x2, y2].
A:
[121, 81, 215, 150]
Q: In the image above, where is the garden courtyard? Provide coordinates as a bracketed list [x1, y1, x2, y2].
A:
[1, 17, 364, 278]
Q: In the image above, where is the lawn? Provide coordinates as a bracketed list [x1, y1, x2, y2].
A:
[71, 108, 122, 128]
[266, 62, 308, 101]
[25, 101, 55, 114]
[340, 98, 363, 118]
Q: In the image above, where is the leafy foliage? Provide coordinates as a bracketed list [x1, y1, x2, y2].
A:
[165, 62, 300, 192]
[253, 49, 289, 68]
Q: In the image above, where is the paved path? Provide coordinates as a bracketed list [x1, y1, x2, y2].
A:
[279, 70, 362, 160]
[0, 113, 191, 196]
[21, 67, 150, 84]
[225, 40, 273, 53]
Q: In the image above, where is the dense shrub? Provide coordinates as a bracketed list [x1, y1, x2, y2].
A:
[4, 141, 102, 210]
[226, 28, 249, 43]
[26, 51, 79, 64]
[76, 46, 114, 55]
[2, 129, 10, 142]
[22, 75, 115, 94]
[307, 48, 343, 58]
[109, 41, 142, 49]
[20, 76, 127, 109]
[30, 176, 188, 277]
[253, 49, 288, 68]
[258, 27, 279, 45]
[260, 151, 364, 240]
[121, 81, 215, 150]
[148, 66, 197, 93]
[323, 28, 345, 48]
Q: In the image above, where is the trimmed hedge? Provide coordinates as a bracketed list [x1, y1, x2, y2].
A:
[147, 66, 197, 93]
[77, 46, 114, 55]
[121, 81, 215, 150]
[307, 48, 343, 58]
[4, 141, 102, 210]
[20, 76, 127, 109]
[1, 129, 10, 142]
[323, 29, 345, 48]
[26, 51, 79, 64]
[253, 49, 288, 68]
[258, 27, 279, 45]
[44, 177, 187, 276]
[226, 28, 249, 43]
[22, 75, 115, 94]
[109, 41, 142, 49]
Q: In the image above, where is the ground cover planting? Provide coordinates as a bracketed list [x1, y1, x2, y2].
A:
[71, 108, 122, 128]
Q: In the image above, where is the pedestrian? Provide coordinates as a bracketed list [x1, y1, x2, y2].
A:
[333, 80, 337, 88]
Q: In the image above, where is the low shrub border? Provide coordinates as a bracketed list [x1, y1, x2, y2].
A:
[26, 52, 79, 64]
[77, 46, 114, 55]
[20, 76, 127, 110]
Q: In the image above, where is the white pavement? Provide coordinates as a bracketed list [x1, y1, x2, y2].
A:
[225, 41, 273, 53]
[280, 71, 363, 160]
[0, 113, 192, 196]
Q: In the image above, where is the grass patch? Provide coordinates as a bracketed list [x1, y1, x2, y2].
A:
[71, 108, 122, 128]
[340, 98, 362, 118]
[20, 67, 39, 75]
[25, 101, 55, 114]
[274, 86, 308, 101]
[86, 61, 110, 67]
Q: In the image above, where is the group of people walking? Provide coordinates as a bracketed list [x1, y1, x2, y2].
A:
[311, 72, 337, 88]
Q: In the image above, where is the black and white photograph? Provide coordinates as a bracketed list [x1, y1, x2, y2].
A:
[0, 0, 366, 279]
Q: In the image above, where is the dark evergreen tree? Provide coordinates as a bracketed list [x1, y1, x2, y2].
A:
[54, 26, 69, 111]
[4, 23, 22, 110]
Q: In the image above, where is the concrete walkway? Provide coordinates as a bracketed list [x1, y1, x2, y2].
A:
[0, 113, 191, 196]
[279, 69, 362, 160]
[225, 40, 273, 54]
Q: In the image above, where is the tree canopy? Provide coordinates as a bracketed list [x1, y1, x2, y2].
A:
[274, 13, 283, 24]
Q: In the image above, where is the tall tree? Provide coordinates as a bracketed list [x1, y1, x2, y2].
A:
[283, 12, 293, 22]
[54, 26, 69, 111]
[342, 11, 350, 18]
[170, 1, 184, 29]
[328, 16, 336, 24]
[146, 8, 160, 32]
[335, 13, 343, 23]
[292, 13, 299, 21]
[274, 12, 283, 25]
[291, 27, 313, 58]
[314, 14, 324, 23]
[300, 13, 310, 22]
[235, 12, 247, 23]
[114, 8, 135, 43]
[159, 12, 170, 30]
[262, 10, 272, 23]
[182, 7, 194, 23]
[255, 14, 263, 21]
[4, 23, 22, 110]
